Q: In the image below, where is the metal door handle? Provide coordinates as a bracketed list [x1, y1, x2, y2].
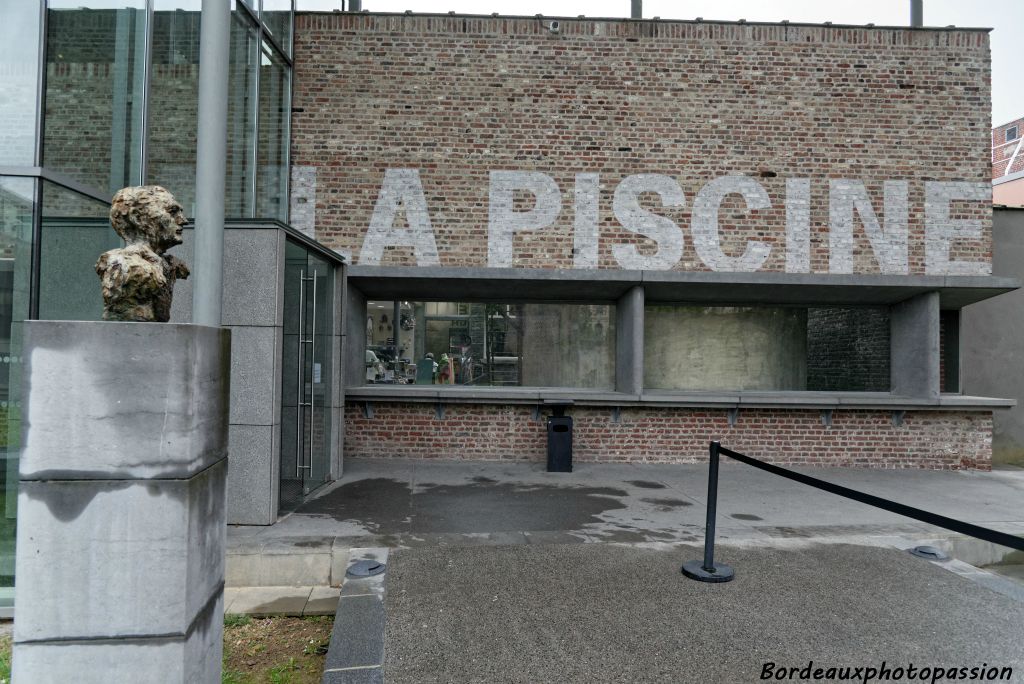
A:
[295, 270, 305, 478]
[308, 269, 318, 475]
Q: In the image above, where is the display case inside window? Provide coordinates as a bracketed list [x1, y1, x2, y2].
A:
[364, 301, 615, 389]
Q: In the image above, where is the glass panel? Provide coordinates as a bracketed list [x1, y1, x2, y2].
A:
[0, 3, 43, 167]
[44, 2, 147, 194]
[226, 12, 258, 217]
[147, 2, 202, 213]
[366, 301, 615, 389]
[645, 306, 808, 391]
[279, 241, 334, 513]
[37, 182, 116, 321]
[148, 2, 257, 218]
[279, 240, 306, 513]
[261, 0, 293, 58]
[306, 252, 332, 489]
[257, 41, 290, 221]
[0, 176, 37, 608]
[806, 307, 890, 392]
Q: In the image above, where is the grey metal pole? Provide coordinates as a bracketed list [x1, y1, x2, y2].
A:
[631, 0, 642, 19]
[910, 0, 923, 27]
[192, 0, 230, 327]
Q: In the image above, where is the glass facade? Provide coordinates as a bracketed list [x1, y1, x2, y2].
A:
[44, 2, 148, 194]
[32, 0, 294, 220]
[0, 0, 295, 611]
[0, 5, 43, 166]
[365, 301, 616, 389]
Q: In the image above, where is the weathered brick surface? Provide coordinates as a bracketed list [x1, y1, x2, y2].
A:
[992, 116, 1024, 179]
[293, 14, 992, 273]
[343, 402, 992, 470]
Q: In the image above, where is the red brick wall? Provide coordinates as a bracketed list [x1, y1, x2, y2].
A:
[993, 116, 1024, 179]
[344, 403, 992, 470]
[293, 14, 991, 273]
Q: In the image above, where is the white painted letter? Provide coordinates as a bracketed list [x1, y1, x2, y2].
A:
[925, 182, 991, 276]
[691, 175, 772, 272]
[359, 169, 440, 266]
[785, 178, 811, 274]
[610, 174, 685, 270]
[828, 180, 908, 275]
[573, 173, 600, 269]
[488, 171, 562, 267]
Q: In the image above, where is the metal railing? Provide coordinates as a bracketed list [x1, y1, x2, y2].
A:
[684, 441, 1024, 583]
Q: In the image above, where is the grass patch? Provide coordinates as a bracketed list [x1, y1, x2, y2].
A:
[0, 634, 9, 684]
[0, 618, 331, 684]
[223, 615, 333, 684]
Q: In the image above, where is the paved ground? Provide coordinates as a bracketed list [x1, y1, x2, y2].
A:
[227, 459, 1024, 682]
[231, 458, 1024, 551]
[382, 543, 1024, 684]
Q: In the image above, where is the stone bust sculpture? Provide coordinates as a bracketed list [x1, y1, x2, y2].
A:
[96, 186, 190, 322]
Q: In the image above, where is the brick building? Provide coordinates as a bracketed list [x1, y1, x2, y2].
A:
[290, 13, 1012, 472]
[993, 116, 1024, 206]
[0, 5, 1018, 545]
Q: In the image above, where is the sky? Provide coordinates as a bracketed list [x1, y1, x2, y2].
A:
[298, 0, 1023, 127]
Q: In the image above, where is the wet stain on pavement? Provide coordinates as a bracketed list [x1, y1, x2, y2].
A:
[626, 480, 666, 489]
[641, 498, 692, 507]
[470, 476, 497, 484]
[730, 513, 763, 521]
[294, 477, 630, 534]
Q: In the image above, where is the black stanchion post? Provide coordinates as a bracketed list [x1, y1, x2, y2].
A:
[682, 441, 735, 583]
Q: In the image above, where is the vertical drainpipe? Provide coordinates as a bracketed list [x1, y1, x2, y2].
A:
[631, 0, 642, 19]
[192, 0, 229, 327]
[910, 0, 923, 27]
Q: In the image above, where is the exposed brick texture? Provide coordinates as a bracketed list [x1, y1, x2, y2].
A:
[293, 14, 992, 273]
[344, 402, 992, 470]
[992, 116, 1024, 179]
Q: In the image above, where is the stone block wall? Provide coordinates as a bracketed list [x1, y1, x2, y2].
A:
[292, 14, 991, 274]
[343, 402, 992, 470]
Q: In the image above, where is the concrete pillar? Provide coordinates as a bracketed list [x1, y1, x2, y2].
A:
[346, 285, 368, 386]
[616, 285, 644, 395]
[890, 292, 940, 398]
[13, 321, 230, 683]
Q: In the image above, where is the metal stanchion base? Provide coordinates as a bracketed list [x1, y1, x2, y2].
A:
[681, 560, 735, 583]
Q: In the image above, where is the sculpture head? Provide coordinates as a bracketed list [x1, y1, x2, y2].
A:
[109, 186, 186, 252]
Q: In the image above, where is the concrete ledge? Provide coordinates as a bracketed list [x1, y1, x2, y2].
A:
[345, 387, 1014, 411]
[348, 266, 1019, 308]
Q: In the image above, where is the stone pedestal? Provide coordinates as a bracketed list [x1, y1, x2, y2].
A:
[13, 321, 230, 683]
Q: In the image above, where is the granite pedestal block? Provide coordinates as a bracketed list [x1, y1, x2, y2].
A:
[13, 321, 230, 684]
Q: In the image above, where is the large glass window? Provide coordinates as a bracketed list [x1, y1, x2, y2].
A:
[226, 11, 259, 216]
[0, 176, 37, 610]
[261, 0, 293, 58]
[0, 4, 43, 166]
[257, 41, 290, 221]
[44, 2, 148, 194]
[147, 1, 202, 213]
[365, 301, 615, 389]
[37, 182, 117, 321]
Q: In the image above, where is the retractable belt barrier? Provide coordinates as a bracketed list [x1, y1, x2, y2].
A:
[682, 441, 1024, 583]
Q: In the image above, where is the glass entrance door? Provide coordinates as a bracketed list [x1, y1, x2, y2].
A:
[280, 240, 334, 514]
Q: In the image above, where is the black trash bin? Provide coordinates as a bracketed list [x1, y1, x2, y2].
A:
[546, 414, 573, 472]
